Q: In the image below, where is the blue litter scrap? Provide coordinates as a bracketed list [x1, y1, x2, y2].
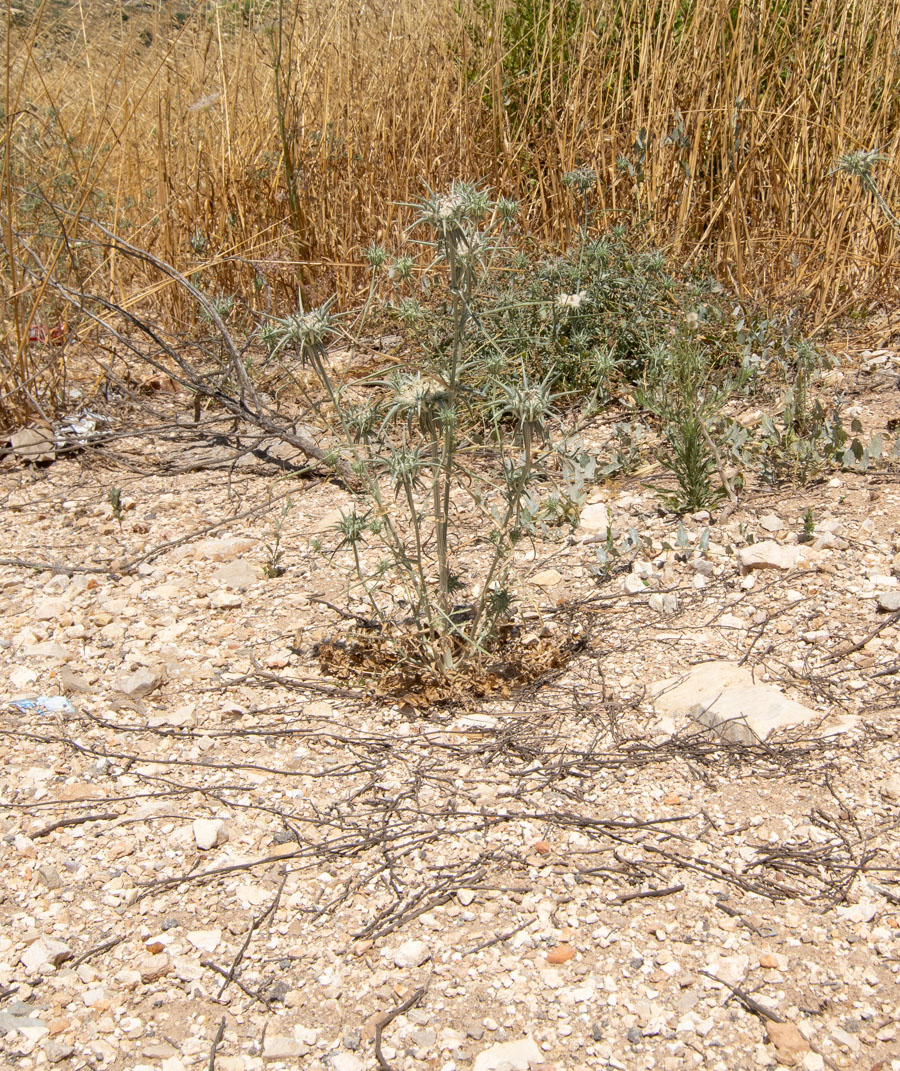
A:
[10, 696, 75, 716]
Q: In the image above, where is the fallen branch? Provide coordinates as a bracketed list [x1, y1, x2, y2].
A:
[827, 609, 900, 662]
[19, 213, 361, 489]
[0, 488, 294, 579]
[462, 919, 532, 956]
[715, 899, 764, 936]
[216, 873, 287, 1000]
[202, 960, 271, 1008]
[132, 848, 301, 902]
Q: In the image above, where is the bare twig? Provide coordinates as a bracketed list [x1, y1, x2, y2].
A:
[614, 882, 685, 904]
[0, 488, 294, 579]
[462, 919, 532, 956]
[867, 882, 900, 906]
[373, 985, 427, 1071]
[827, 609, 900, 662]
[132, 850, 301, 902]
[308, 595, 378, 629]
[207, 1016, 227, 1071]
[872, 662, 900, 678]
[700, 421, 738, 505]
[699, 969, 783, 1022]
[70, 936, 125, 969]
[216, 873, 287, 1000]
[0, 557, 119, 577]
[32, 812, 118, 839]
[714, 900, 763, 936]
[201, 961, 272, 1008]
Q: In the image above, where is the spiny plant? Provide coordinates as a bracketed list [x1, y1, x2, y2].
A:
[460, 170, 769, 408]
[833, 150, 900, 237]
[8, 0, 900, 437]
[261, 182, 591, 680]
[5, 0, 900, 392]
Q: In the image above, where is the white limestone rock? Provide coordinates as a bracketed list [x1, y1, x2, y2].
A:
[192, 818, 227, 850]
[737, 540, 808, 572]
[650, 661, 819, 744]
[473, 1038, 542, 1071]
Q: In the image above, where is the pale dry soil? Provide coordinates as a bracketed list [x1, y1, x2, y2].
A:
[1, 358, 900, 1071]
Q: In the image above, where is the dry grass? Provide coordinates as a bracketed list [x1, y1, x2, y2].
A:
[2, 0, 899, 427]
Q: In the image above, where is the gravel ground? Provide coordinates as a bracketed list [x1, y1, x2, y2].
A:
[2, 365, 899, 1071]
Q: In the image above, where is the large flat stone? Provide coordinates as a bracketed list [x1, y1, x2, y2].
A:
[651, 660, 753, 711]
[11, 426, 56, 463]
[0, 1011, 48, 1036]
[650, 660, 819, 744]
[116, 666, 164, 698]
[212, 558, 259, 590]
[174, 537, 257, 562]
[19, 937, 72, 972]
[737, 540, 809, 572]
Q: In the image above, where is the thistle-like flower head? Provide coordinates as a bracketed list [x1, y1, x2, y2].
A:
[365, 244, 388, 270]
[389, 255, 416, 282]
[834, 148, 886, 180]
[395, 297, 424, 325]
[495, 196, 520, 225]
[262, 300, 337, 360]
[415, 181, 492, 233]
[384, 445, 429, 495]
[496, 371, 558, 442]
[333, 508, 369, 549]
[563, 167, 598, 192]
[344, 402, 381, 443]
[383, 372, 448, 434]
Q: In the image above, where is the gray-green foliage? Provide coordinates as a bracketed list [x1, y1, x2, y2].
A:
[639, 335, 741, 513]
[589, 519, 643, 580]
[107, 486, 123, 523]
[833, 149, 900, 237]
[733, 341, 889, 486]
[251, 172, 882, 675]
[450, 172, 779, 411]
[599, 422, 647, 477]
[758, 395, 885, 485]
[263, 499, 291, 579]
[261, 182, 590, 676]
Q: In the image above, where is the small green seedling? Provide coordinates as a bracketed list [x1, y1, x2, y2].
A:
[108, 486, 123, 523]
[263, 499, 292, 578]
